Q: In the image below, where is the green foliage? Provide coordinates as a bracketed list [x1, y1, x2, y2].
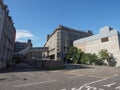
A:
[66, 46, 77, 61]
[66, 46, 82, 64]
[90, 53, 98, 65]
[81, 53, 98, 65]
[96, 49, 116, 66]
[75, 49, 82, 64]
[93, 49, 109, 65]
[94, 59, 104, 65]
[107, 54, 116, 66]
[66, 47, 116, 66]
[80, 53, 90, 64]
[98, 49, 109, 60]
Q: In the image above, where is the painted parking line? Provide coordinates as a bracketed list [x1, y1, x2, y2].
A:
[61, 78, 108, 90]
[82, 74, 117, 86]
[61, 74, 118, 90]
[104, 82, 116, 87]
[84, 78, 108, 86]
[13, 79, 56, 87]
[115, 86, 120, 89]
[68, 75, 82, 79]
[65, 70, 118, 79]
[61, 88, 76, 90]
[65, 72, 107, 79]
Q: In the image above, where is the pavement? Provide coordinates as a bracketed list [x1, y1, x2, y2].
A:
[0, 64, 120, 90]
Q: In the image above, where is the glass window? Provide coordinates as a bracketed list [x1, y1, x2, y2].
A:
[101, 37, 109, 42]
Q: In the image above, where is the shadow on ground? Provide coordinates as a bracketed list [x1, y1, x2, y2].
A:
[64, 64, 94, 70]
[0, 63, 93, 74]
[0, 63, 43, 73]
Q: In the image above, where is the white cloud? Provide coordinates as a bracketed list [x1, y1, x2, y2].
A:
[16, 29, 37, 41]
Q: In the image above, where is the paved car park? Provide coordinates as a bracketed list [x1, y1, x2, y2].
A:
[0, 64, 120, 90]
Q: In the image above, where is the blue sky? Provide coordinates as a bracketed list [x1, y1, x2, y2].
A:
[4, 0, 120, 47]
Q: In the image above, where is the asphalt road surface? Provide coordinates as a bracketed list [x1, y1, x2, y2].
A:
[0, 64, 120, 90]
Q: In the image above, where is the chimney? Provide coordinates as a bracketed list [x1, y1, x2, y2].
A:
[27, 39, 32, 47]
[47, 34, 50, 41]
[87, 30, 93, 35]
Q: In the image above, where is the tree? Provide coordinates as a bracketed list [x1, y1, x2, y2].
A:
[81, 53, 98, 65]
[107, 54, 116, 66]
[98, 49, 109, 65]
[80, 53, 90, 64]
[98, 49, 109, 60]
[66, 46, 82, 64]
[90, 53, 98, 65]
[67, 48, 116, 66]
[76, 49, 82, 64]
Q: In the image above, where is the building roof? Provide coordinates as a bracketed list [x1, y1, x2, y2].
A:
[47, 25, 93, 41]
[44, 25, 93, 46]
[74, 26, 118, 45]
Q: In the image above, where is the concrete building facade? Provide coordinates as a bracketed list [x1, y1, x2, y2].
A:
[0, 0, 16, 69]
[45, 25, 93, 62]
[13, 39, 48, 63]
[74, 26, 120, 66]
[14, 39, 32, 53]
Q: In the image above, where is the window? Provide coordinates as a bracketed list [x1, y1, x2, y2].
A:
[57, 48, 59, 51]
[101, 37, 109, 42]
[57, 45, 59, 48]
[57, 52, 60, 57]
[57, 32, 59, 37]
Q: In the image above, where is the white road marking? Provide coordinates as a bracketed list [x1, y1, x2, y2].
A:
[71, 87, 77, 90]
[115, 86, 120, 90]
[78, 74, 118, 90]
[13, 80, 56, 87]
[84, 78, 108, 86]
[62, 87, 81, 90]
[69, 75, 82, 79]
[104, 82, 116, 87]
[78, 85, 85, 90]
[61, 77, 111, 90]
[78, 78, 108, 90]
[86, 86, 97, 90]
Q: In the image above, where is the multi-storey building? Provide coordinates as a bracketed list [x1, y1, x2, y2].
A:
[13, 40, 48, 63]
[44, 25, 93, 62]
[14, 39, 32, 53]
[0, 0, 16, 69]
[74, 26, 120, 66]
